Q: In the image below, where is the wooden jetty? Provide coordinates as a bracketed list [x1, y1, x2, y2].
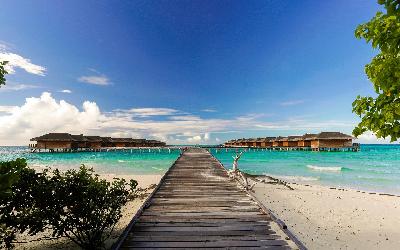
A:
[114, 148, 305, 249]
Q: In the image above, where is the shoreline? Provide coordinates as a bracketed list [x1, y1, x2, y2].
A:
[249, 175, 400, 249]
[260, 174, 400, 198]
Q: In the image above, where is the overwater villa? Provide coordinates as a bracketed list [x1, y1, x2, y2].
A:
[287, 136, 302, 147]
[297, 133, 316, 147]
[309, 132, 354, 150]
[224, 132, 359, 151]
[29, 133, 166, 152]
[277, 137, 287, 147]
[272, 136, 283, 147]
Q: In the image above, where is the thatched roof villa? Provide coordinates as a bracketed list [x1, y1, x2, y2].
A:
[223, 132, 358, 151]
[237, 139, 247, 147]
[248, 138, 258, 147]
[255, 138, 265, 147]
[277, 137, 288, 147]
[30, 133, 166, 151]
[287, 136, 302, 147]
[310, 132, 354, 150]
[100, 137, 114, 147]
[30, 133, 76, 150]
[297, 133, 317, 147]
[85, 136, 103, 148]
[272, 136, 283, 147]
[264, 137, 276, 147]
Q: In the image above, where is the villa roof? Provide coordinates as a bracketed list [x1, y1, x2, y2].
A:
[288, 136, 302, 141]
[262, 137, 276, 142]
[147, 140, 163, 143]
[100, 137, 114, 143]
[85, 136, 103, 142]
[271, 136, 284, 142]
[278, 137, 288, 141]
[132, 138, 146, 142]
[71, 134, 88, 142]
[316, 132, 354, 140]
[30, 133, 75, 142]
[302, 133, 317, 140]
[111, 138, 135, 143]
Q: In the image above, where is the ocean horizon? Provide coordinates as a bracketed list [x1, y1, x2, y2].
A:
[1, 144, 400, 195]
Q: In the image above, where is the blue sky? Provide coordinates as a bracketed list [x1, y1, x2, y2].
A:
[0, 0, 389, 145]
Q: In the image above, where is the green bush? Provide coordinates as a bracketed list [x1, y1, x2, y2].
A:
[0, 158, 29, 249]
[0, 161, 137, 249]
[47, 166, 137, 249]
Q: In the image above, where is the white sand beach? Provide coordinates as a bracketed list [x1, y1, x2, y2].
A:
[12, 168, 400, 250]
[13, 174, 162, 250]
[251, 177, 400, 249]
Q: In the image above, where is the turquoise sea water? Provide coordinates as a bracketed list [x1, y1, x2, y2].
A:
[0, 147, 181, 175]
[210, 145, 400, 195]
[2, 145, 400, 194]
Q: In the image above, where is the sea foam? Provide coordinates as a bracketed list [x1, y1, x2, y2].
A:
[307, 165, 342, 172]
[263, 173, 319, 182]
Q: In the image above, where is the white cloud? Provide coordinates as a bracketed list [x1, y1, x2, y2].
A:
[0, 92, 372, 146]
[0, 106, 17, 114]
[187, 135, 202, 143]
[78, 75, 110, 86]
[236, 113, 266, 121]
[201, 108, 217, 112]
[0, 44, 8, 51]
[0, 83, 40, 92]
[280, 100, 305, 106]
[169, 115, 201, 121]
[59, 89, 72, 94]
[127, 108, 179, 117]
[0, 92, 102, 145]
[0, 52, 46, 76]
[355, 131, 393, 144]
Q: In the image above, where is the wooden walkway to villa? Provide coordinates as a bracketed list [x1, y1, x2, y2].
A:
[115, 148, 303, 249]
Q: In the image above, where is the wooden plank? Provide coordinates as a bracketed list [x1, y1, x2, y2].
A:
[134, 222, 272, 227]
[137, 218, 271, 223]
[130, 230, 278, 236]
[122, 240, 289, 247]
[121, 247, 291, 250]
[125, 235, 281, 241]
[140, 212, 265, 217]
[114, 148, 299, 249]
[133, 225, 271, 232]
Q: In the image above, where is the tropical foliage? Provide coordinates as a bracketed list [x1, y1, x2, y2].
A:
[353, 0, 400, 141]
[0, 61, 7, 87]
[0, 161, 137, 249]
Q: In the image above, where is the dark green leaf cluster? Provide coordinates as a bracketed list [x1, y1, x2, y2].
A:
[353, 0, 400, 141]
[0, 161, 136, 249]
[0, 61, 8, 87]
[0, 159, 27, 248]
